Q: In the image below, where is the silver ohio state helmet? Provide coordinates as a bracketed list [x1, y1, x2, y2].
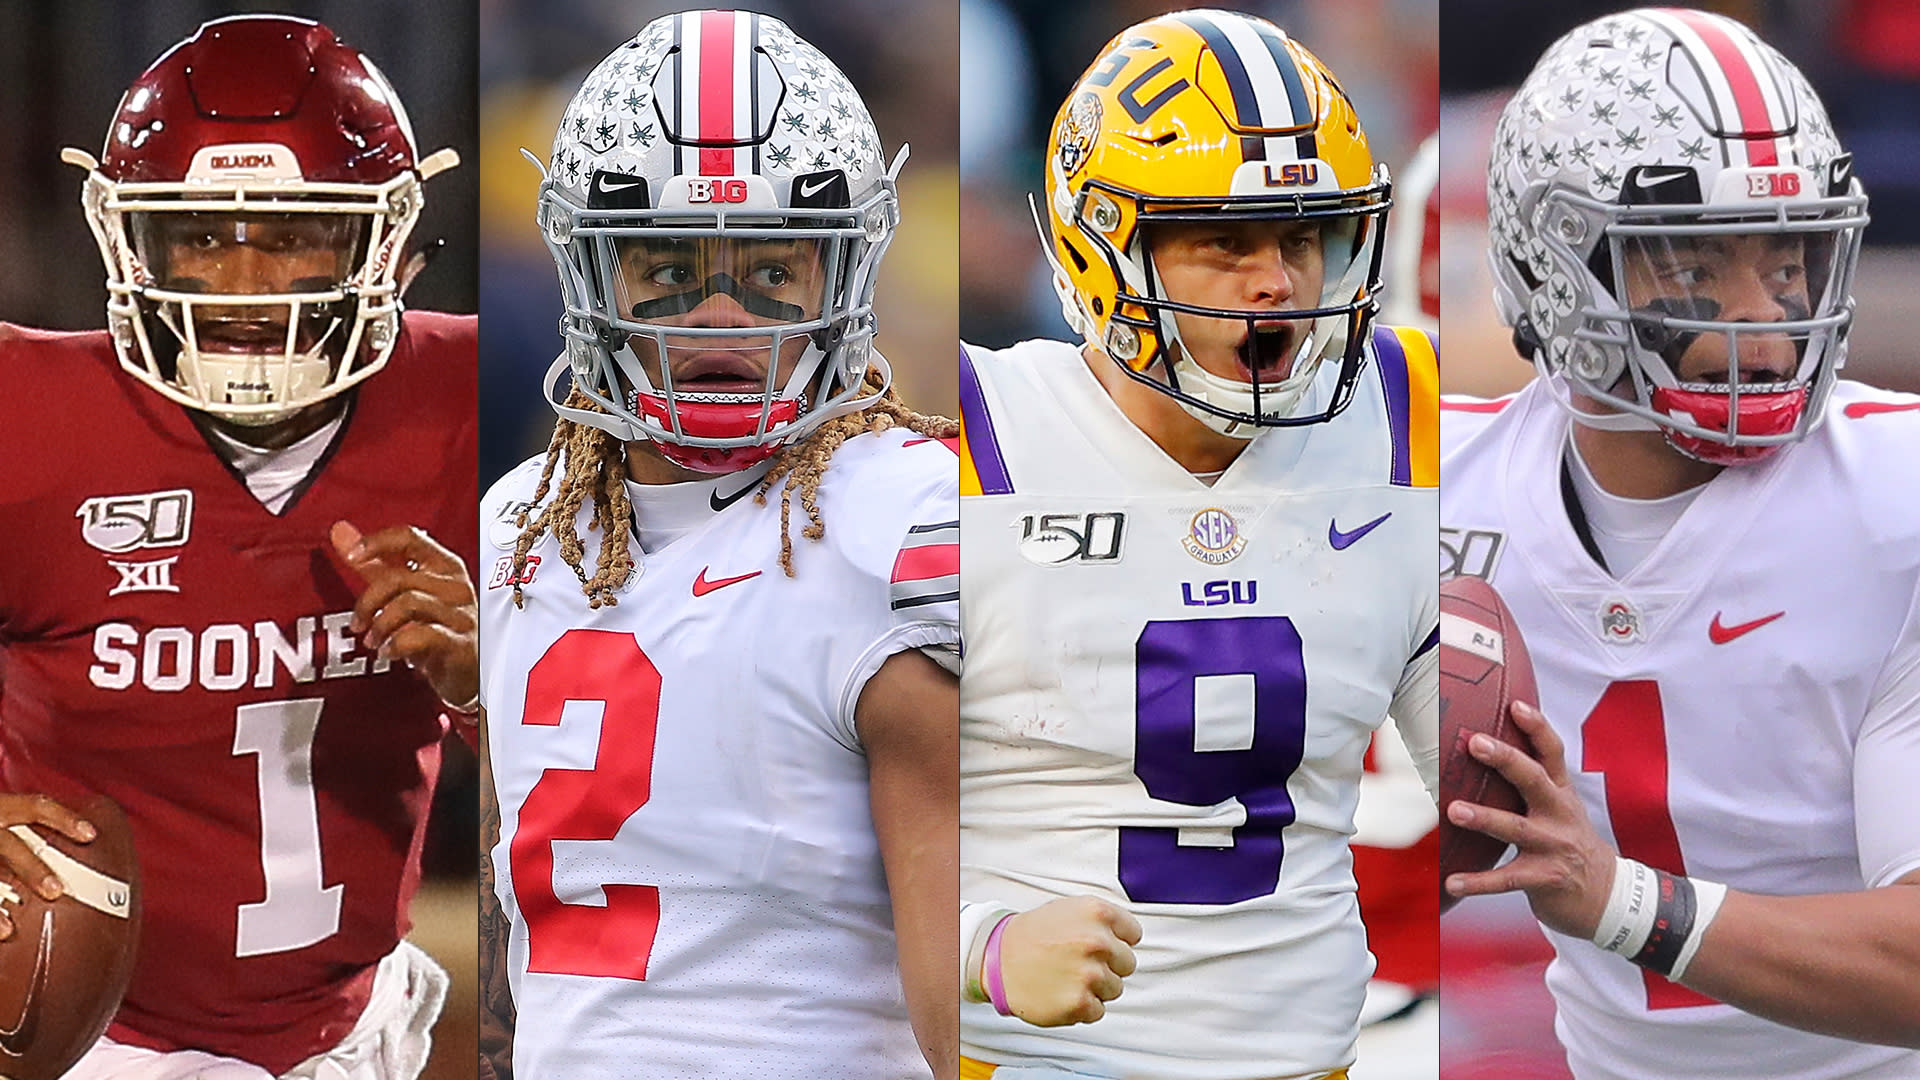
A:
[536, 10, 903, 473]
[1488, 8, 1868, 465]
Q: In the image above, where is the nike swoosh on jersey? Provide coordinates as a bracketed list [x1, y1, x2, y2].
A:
[1329, 512, 1392, 550]
[709, 479, 759, 513]
[692, 568, 762, 596]
[1708, 610, 1785, 644]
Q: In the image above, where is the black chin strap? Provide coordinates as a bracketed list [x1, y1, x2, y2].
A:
[629, 273, 807, 322]
[1560, 446, 1612, 575]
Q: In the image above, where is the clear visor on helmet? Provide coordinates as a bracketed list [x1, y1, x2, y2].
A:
[607, 234, 833, 397]
[130, 210, 370, 358]
[1606, 223, 1852, 392]
[581, 224, 859, 423]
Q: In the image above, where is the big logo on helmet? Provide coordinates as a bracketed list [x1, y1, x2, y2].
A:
[1746, 172, 1800, 198]
[687, 179, 749, 204]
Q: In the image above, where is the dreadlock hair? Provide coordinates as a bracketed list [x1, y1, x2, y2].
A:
[510, 369, 957, 609]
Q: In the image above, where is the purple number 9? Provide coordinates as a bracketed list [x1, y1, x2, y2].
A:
[1119, 616, 1307, 905]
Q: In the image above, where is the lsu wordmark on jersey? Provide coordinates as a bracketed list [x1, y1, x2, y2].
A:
[959, 325, 1439, 1079]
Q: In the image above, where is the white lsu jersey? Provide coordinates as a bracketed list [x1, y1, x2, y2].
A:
[1441, 379, 1920, 1080]
[480, 429, 959, 1079]
[959, 330, 1440, 1080]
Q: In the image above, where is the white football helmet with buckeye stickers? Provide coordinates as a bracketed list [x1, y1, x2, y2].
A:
[1488, 7, 1868, 464]
[535, 9, 903, 473]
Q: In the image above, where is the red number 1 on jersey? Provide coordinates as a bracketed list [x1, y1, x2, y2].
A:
[1582, 680, 1719, 1010]
[512, 629, 663, 980]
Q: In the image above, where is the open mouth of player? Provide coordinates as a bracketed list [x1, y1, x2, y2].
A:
[666, 349, 773, 398]
[1233, 320, 1302, 384]
[193, 318, 300, 354]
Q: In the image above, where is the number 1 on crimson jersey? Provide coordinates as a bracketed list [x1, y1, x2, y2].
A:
[512, 629, 663, 979]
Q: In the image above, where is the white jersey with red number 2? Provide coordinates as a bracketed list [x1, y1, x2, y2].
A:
[479, 429, 958, 1080]
[1441, 379, 1920, 1080]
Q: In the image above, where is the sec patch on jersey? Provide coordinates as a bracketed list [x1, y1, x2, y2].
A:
[1438, 575, 1538, 912]
[0, 795, 142, 1080]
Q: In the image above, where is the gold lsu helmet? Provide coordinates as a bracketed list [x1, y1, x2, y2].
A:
[1043, 10, 1391, 434]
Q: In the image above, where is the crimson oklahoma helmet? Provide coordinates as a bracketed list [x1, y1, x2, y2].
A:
[64, 14, 459, 425]
[1488, 8, 1868, 465]
[536, 10, 901, 474]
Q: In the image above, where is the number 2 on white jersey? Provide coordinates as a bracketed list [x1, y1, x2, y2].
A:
[511, 628, 663, 980]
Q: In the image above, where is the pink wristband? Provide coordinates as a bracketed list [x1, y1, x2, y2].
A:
[983, 913, 1016, 1017]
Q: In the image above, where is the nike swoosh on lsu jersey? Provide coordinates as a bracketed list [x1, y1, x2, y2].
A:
[1329, 512, 1392, 550]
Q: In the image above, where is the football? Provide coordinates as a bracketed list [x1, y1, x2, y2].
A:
[1438, 575, 1539, 912]
[0, 794, 142, 1080]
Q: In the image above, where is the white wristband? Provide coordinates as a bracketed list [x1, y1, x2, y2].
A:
[1668, 877, 1728, 981]
[1591, 856, 1657, 956]
[960, 901, 1017, 1004]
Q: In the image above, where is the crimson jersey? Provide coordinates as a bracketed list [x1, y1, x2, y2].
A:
[0, 313, 477, 1073]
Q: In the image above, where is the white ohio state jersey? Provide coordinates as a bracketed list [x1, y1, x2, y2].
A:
[1441, 379, 1920, 1080]
[480, 429, 958, 1079]
[959, 332, 1439, 1080]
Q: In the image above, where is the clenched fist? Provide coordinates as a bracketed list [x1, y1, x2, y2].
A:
[998, 896, 1142, 1026]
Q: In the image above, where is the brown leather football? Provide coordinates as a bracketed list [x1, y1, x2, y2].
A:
[0, 794, 142, 1080]
[1438, 575, 1539, 913]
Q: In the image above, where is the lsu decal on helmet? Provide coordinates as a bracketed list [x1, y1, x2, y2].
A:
[1042, 9, 1391, 436]
[1488, 7, 1868, 465]
[65, 15, 458, 426]
[535, 10, 901, 473]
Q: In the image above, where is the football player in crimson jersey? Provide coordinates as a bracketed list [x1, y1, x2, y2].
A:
[477, 11, 958, 1080]
[958, 12, 1438, 1080]
[0, 15, 478, 1080]
[1441, 9, 1920, 1079]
